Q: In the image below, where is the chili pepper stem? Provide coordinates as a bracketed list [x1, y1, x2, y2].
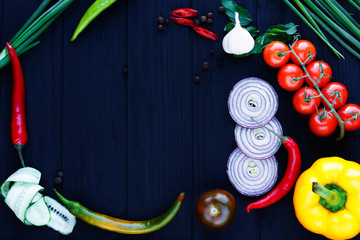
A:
[54, 189, 73, 210]
[289, 43, 345, 140]
[250, 117, 287, 143]
[14, 144, 26, 168]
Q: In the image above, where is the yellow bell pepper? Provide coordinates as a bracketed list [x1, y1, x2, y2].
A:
[293, 157, 360, 240]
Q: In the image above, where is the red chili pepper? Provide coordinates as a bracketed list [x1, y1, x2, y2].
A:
[6, 42, 27, 168]
[169, 17, 194, 27]
[171, 8, 198, 18]
[246, 136, 301, 212]
[192, 26, 218, 41]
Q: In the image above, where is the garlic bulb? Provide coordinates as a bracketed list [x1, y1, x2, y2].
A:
[222, 12, 255, 55]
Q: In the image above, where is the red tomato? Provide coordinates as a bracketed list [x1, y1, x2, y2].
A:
[321, 82, 348, 109]
[309, 108, 337, 137]
[196, 189, 236, 230]
[337, 104, 360, 131]
[305, 61, 332, 88]
[290, 40, 316, 65]
[277, 63, 305, 91]
[293, 87, 321, 115]
[263, 41, 290, 68]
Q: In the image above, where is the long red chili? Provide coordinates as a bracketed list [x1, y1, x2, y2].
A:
[169, 17, 194, 26]
[171, 8, 198, 18]
[246, 136, 301, 212]
[6, 42, 27, 168]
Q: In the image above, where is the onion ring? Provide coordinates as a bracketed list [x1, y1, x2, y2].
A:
[226, 148, 278, 197]
[228, 77, 278, 128]
[234, 117, 283, 160]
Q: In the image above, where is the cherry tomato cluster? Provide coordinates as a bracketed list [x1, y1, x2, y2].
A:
[263, 40, 360, 138]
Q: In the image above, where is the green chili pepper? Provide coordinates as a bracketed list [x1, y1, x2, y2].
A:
[54, 189, 185, 234]
[70, 0, 117, 41]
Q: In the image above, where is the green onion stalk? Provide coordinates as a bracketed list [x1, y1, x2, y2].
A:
[289, 40, 357, 140]
[348, 0, 360, 12]
[0, 0, 74, 70]
[284, 0, 360, 60]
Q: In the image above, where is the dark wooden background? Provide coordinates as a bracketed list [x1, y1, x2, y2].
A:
[1, 0, 360, 239]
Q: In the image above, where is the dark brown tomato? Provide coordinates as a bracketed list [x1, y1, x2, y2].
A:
[196, 189, 236, 230]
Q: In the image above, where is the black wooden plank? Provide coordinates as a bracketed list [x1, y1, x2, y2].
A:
[61, 1, 128, 239]
[126, 0, 193, 239]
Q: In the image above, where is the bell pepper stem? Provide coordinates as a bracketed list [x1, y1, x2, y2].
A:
[312, 182, 339, 203]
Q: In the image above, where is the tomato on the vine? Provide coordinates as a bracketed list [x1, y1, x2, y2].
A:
[321, 82, 348, 109]
[305, 61, 332, 88]
[309, 108, 337, 137]
[277, 63, 305, 91]
[337, 104, 360, 131]
[196, 189, 236, 230]
[263, 41, 290, 68]
[293, 86, 321, 115]
[290, 40, 316, 65]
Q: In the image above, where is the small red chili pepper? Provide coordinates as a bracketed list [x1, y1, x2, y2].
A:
[246, 136, 301, 212]
[169, 17, 194, 27]
[6, 42, 27, 168]
[192, 26, 218, 41]
[171, 8, 198, 18]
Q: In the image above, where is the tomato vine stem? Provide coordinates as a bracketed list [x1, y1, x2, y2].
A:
[289, 42, 345, 140]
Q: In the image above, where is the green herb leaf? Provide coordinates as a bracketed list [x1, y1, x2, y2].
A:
[235, 23, 298, 57]
[221, 0, 252, 26]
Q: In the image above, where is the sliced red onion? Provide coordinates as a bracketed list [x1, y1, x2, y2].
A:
[227, 148, 278, 197]
[234, 117, 283, 160]
[228, 77, 278, 128]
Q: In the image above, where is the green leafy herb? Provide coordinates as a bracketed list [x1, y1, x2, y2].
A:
[221, 0, 252, 26]
[236, 23, 298, 57]
[222, 0, 298, 57]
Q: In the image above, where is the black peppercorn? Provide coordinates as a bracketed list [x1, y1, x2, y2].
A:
[158, 24, 164, 31]
[54, 177, 63, 185]
[207, 18, 213, 24]
[194, 19, 200, 26]
[207, 12, 214, 18]
[194, 75, 200, 83]
[218, 6, 225, 13]
[158, 16, 164, 24]
[165, 19, 169, 25]
[217, 57, 223, 68]
[210, 50, 215, 56]
[202, 61, 210, 70]
[123, 67, 128, 76]
[57, 171, 64, 178]
[200, 16, 207, 23]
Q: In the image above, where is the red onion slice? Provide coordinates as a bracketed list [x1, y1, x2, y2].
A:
[227, 148, 278, 197]
[234, 117, 283, 160]
[228, 77, 279, 128]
